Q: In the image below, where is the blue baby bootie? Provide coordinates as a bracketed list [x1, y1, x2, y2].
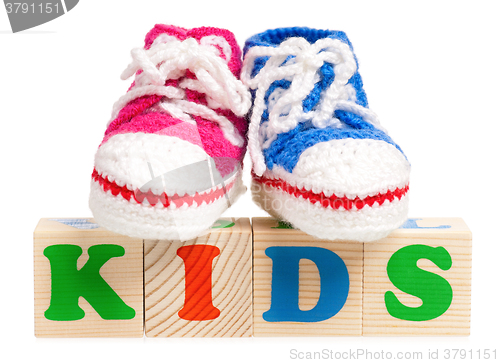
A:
[241, 27, 410, 242]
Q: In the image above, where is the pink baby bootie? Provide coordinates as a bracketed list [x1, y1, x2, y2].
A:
[89, 24, 251, 240]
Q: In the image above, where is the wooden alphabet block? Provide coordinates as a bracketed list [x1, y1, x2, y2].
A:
[362, 218, 472, 336]
[34, 218, 144, 337]
[252, 217, 363, 337]
[144, 218, 252, 337]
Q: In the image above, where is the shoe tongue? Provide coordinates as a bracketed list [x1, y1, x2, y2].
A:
[144, 24, 188, 49]
[143, 24, 242, 76]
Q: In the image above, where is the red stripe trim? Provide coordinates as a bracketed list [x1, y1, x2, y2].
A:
[253, 173, 409, 210]
[92, 168, 234, 208]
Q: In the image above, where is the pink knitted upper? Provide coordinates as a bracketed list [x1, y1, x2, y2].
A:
[101, 25, 248, 162]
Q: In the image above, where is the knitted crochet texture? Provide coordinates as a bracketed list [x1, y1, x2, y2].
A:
[89, 25, 251, 240]
[242, 27, 411, 242]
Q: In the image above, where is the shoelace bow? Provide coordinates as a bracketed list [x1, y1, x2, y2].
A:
[241, 37, 386, 176]
[110, 34, 252, 147]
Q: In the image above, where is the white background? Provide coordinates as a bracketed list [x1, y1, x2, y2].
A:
[1, 1, 499, 362]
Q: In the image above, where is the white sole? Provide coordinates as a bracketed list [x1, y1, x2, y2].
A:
[251, 178, 409, 242]
[89, 171, 245, 241]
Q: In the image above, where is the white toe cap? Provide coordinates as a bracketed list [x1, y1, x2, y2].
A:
[292, 138, 410, 198]
[94, 133, 209, 193]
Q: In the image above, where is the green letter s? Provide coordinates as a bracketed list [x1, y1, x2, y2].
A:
[385, 244, 453, 321]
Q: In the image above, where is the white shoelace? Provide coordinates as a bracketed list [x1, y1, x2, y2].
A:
[241, 37, 386, 176]
[110, 34, 252, 147]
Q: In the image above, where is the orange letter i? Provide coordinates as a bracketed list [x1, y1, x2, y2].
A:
[176, 245, 221, 321]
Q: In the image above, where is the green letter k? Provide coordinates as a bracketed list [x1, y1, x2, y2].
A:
[43, 244, 136, 321]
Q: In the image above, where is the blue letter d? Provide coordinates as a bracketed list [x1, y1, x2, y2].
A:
[263, 246, 349, 322]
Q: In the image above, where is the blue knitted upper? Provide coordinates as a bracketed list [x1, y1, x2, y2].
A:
[244, 27, 405, 173]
